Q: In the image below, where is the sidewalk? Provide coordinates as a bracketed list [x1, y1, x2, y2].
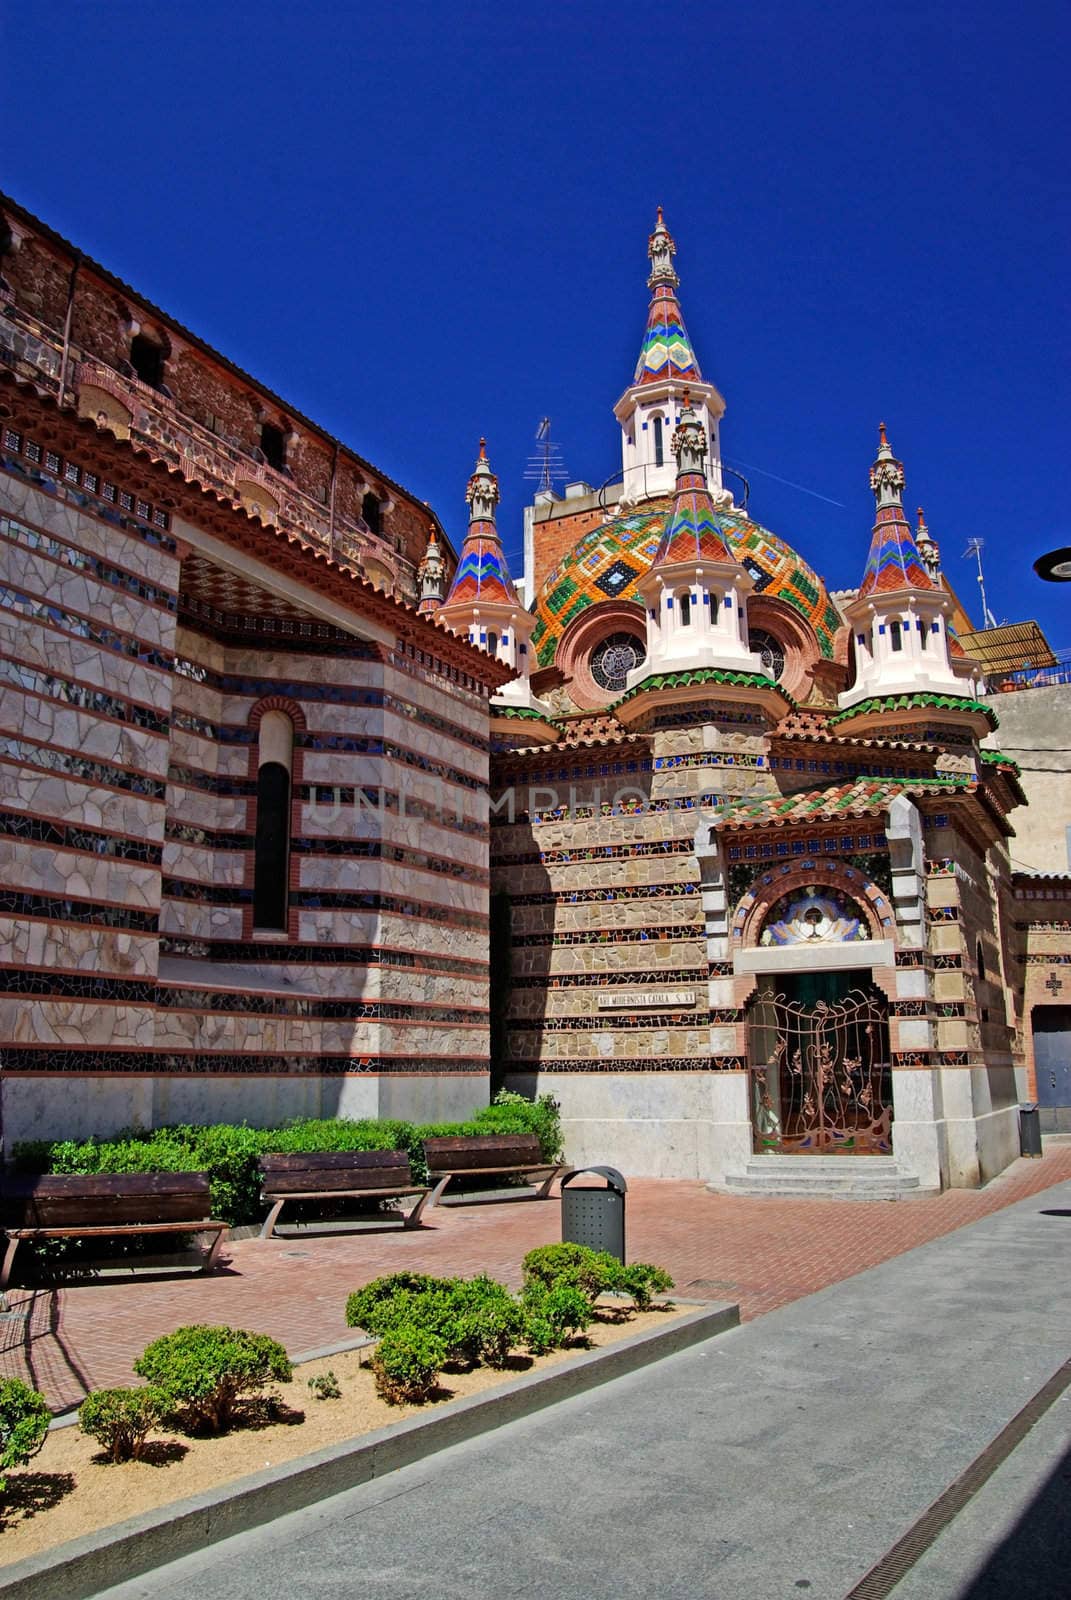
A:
[4, 1142, 1071, 1412]
[94, 1169, 1071, 1600]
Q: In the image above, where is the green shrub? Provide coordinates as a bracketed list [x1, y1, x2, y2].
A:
[521, 1242, 620, 1298]
[371, 1326, 447, 1405]
[0, 1378, 51, 1492]
[345, 1273, 448, 1333]
[439, 1277, 525, 1368]
[11, 1100, 559, 1227]
[616, 1262, 675, 1310]
[522, 1281, 594, 1354]
[134, 1324, 293, 1433]
[78, 1386, 167, 1462]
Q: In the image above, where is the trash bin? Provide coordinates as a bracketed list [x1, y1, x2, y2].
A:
[1019, 1104, 1042, 1158]
[560, 1166, 627, 1263]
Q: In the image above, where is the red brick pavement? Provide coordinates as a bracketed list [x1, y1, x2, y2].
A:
[5, 1144, 1071, 1413]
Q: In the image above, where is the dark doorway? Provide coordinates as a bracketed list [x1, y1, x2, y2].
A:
[747, 968, 892, 1154]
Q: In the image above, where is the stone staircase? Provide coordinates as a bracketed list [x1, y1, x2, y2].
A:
[711, 1155, 938, 1200]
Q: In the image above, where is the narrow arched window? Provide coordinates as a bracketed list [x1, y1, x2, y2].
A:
[653, 415, 664, 468]
[890, 619, 903, 652]
[486, 630, 498, 656]
[679, 593, 691, 626]
[254, 711, 293, 931]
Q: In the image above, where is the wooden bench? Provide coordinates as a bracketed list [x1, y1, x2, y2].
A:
[422, 1134, 564, 1207]
[258, 1150, 431, 1240]
[0, 1172, 227, 1288]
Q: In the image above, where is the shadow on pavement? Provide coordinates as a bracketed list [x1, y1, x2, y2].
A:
[957, 1439, 1071, 1600]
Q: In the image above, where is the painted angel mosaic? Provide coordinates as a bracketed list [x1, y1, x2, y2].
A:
[758, 885, 870, 946]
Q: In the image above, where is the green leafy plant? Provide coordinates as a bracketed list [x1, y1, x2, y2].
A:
[345, 1273, 448, 1333]
[307, 1371, 341, 1401]
[440, 1277, 526, 1368]
[134, 1325, 293, 1433]
[0, 1378, 51, 1492]
[371, 1326, 447, 1405]
[522, 1281, 594, 1354]
[616, 1263, 675, 1311]
[521, 1242, 621, 1298]
[78, 1386, 168, 1462]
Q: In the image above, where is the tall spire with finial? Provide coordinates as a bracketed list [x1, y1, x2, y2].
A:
[837, 425, 974, 724]
[416, 523, 445, 615]
[442, 440, 518, 607]
[615, 210, 727, 505]
[633, 208, 700, 387]
[856, 424, 937, 597]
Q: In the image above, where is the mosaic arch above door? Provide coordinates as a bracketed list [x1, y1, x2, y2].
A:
[757, 884, 872, 947]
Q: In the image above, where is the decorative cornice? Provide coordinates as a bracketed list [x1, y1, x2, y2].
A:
[829, 692, 996, 730]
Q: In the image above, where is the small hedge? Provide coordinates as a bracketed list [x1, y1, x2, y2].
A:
[12, 1091, 562, 1228]
[0, 1378, 51, 1493]
[79, 1386, 167, 1462]
[134, 1325, 293, 1433]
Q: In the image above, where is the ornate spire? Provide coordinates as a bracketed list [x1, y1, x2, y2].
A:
[650, 392, 733, 565]
[633, 208, 700, 387]
[443, 439, 518, 606]
[914, 506, 941, 581]
[647, 206, 679, 290]
[416, 523, 445, 615]
[857, 424, 937, 597]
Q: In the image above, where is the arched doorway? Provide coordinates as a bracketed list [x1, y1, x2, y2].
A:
[745, 883, 891, 1154]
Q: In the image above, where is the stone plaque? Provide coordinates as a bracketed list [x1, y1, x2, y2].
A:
[596, 989, 697, 1010]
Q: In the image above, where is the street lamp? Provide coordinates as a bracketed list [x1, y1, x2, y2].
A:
[1034, 547, 1071, 582]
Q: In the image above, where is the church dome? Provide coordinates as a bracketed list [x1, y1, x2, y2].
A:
[530, 496, 842, 670]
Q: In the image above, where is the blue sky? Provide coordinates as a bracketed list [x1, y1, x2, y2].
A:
[5, 1, 1069, 643]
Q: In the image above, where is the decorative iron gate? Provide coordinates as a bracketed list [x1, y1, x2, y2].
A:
[747, 983, 892, 1154]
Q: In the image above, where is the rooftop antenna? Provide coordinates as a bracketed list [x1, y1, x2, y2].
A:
[524, 417, 568, 495]
[963, 537, 999, 629]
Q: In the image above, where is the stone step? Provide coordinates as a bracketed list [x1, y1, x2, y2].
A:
[712, 1155, 937, 1199]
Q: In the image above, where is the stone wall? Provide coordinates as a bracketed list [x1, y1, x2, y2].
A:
[983, 681, 1071, 873]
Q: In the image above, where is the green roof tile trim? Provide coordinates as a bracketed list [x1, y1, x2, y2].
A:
[829, 693, 997, 730]
[493, 705, 558, 721]
[611, 667, 796, 712]
[718, 774, 974, 828]
[980, 749, 1022, 773]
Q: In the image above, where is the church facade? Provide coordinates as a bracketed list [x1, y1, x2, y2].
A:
[1, 194, 1067, 1187]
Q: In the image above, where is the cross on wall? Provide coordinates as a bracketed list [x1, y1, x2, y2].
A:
[1044, 971, 1064, 996]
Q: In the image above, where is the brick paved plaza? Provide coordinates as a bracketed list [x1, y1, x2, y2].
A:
[5, 1142, 1071, 1414]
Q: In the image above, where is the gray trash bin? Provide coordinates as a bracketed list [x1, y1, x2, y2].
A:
[560, 1166, 627, 1263]
[1019, 1103, 1042, 1158]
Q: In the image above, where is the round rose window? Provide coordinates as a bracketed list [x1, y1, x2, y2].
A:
[749, 628, 785, 681]
[590, 632, 646, 692]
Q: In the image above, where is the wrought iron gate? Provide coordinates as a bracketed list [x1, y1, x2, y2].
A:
[747, 984, 892, 1154]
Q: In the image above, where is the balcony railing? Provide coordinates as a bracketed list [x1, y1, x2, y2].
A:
[985, 652, 1071, 694]
[0, 298, 418, 601]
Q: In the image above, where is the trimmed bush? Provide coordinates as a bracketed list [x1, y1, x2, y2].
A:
[11, 1092, 562, 1227]
[521, 1242, 620, 1298]
[371, 1326, 447, 1405]
[0, 1378, 51, 1493]
[616, 1262, 675, 1311]
[522, 1281, 594, 1354]
[134, 1324, 293, 1433]
[78, 1386, 167, 1462]
[441, 1277, 526, 1368]
[345, 1273, 448, 1334]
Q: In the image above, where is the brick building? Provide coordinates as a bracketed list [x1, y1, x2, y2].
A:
[0, 193, 510, 1146]
[1, 196, 1068, 1183]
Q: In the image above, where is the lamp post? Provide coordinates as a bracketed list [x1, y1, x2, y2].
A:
[1034, 548, 1071, 583]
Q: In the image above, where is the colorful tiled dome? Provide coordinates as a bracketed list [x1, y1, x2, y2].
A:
[530, 498, 842, 668]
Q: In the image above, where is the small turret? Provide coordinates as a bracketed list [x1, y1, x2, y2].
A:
[416, 524, 445, 616]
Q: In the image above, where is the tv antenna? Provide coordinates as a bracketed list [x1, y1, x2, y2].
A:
[524, 417, 568, 495]
[963, 537, 999, 629]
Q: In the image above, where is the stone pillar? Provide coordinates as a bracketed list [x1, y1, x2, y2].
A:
[887, 795, 946, 1189]
[695, 820, 752, 1179]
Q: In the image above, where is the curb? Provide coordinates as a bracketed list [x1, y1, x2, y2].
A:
[0, 1301, 738, 1600]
